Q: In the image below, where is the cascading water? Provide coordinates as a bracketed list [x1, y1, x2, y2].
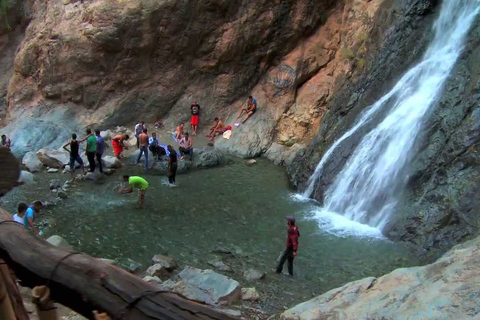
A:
[302, 0, 480, 233]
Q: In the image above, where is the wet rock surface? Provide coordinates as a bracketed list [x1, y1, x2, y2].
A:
[281, 235, 480, 320]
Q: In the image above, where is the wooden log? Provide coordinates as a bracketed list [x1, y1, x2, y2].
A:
[0, 259, 29, 320]
[0, 208, 236, 320]
[0, 265, 16, 320]
[0, 148, 20, 197]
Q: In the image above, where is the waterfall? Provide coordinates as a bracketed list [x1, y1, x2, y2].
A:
[303, 0, 480, 231]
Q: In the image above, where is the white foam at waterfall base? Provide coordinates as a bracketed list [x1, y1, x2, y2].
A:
[290, 193, 384, 238]
[310, 208, 384, 239]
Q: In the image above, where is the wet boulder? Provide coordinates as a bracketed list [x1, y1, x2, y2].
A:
[46, 235, 71, 250]
[22, 151, 43, 172]
[18, 171, 34, 185]
[243, 268, 266, 281]
[49, 179, 61, 190]
[241, 288, 260, 301]
[174, 266, 241, 306]
[102, 156, 122, 169]
[152, 255, 177, 271]
[145, 264, 170, 280]
[37, 149, 69, 168]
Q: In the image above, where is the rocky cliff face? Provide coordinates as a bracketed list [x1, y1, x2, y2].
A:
[1, 0, 396, 158]
[281, 234, 480, 320]
[289, 0, 480, 256]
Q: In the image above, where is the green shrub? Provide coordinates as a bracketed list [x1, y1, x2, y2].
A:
[340, 47, 355, 60]
[356, 58, 367, 69]
[0, 0, 11, 30]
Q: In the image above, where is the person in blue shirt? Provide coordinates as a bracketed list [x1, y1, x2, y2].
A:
[237, 95, 257, 123]
[95, 130, 105, 174]
[23, 201, 43, 234]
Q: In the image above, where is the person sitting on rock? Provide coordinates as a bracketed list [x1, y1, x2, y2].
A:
[119, 175, 149, 209]
[62, 133, 86, 180]
[24, 201, 44, 234]
[276, 215, 300, 276]
[149, 133, 163, 160]
[112, 134, 129, 159]
[237, 95, 257, 124]
[1, 134, 11, 150]
[175, 123, 184, 141]
[154, 120, 164, 128]
[13, 202, 28, 225]
[206, 118, 232, 141]
[179, 132, 193, 159]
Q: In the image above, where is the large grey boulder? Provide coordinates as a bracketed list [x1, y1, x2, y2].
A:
[128, 149, 155, 168]
[46, 235, 71, 250]
[102, 156, 122, 169]
[174, 266, 241, 306]
[18, 171, 34, 185]
[243, 268, 266, 281]
[191, 149, 227, 168]
[281, 236, 480, 320]
[37, 149, 70, 168]
[22, 151, 43, 172]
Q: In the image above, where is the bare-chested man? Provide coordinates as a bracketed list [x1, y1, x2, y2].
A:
[175, 123, 184, 141]
[237, 95, 257, 123]
[112, 134, 129, 159]
[206, 118, 232, 141]
[137, 129, 149, 171]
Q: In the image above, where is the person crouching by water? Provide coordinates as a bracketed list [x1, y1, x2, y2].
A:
[24, 201, 44, 234]
[276, 215, 300, 276]
[167, 145, 177, 187]
[119, 175, 148, 209]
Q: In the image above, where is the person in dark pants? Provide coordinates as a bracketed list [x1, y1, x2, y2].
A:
[84, 129, 97, 172]
[276, 215, 300, 276]
[167, 145, 177, 187]
[95, 130, 104, 173]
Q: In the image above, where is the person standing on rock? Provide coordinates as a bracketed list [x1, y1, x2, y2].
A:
[136, 128, 149, 171]
[119, 175, 149, 209]
[179, 132, 193, 159]
[112, 134, 129, 159]
[63, 133, 86, 180]
[1, 134, 11, 150]
[167, 145, 178, 187]
[24, 201, 43, 234]
[134, 121, 146, 149]
[190, 101, 201, 136]
[276, 215, 300, 276]
[84, 129, 97, 172]
[95, 130, 104, 174]
[237, 95, 257, 124]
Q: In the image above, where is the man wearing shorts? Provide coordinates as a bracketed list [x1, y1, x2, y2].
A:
[119, 175, 149, 209]
[63, 133, 86, 180]
[206, 118, 231, 141]
[237, 95, 257, 123]
[190, 101, 201, 136]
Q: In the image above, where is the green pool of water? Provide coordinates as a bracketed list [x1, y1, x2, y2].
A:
[1, 159, 422, 313]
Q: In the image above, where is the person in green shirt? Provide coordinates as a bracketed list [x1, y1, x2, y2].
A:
[119, 175, 149, 209]
[82, 129, 97, 173]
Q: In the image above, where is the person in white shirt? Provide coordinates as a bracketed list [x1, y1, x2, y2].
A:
[134, 121, 146, 149]
[13, 202, 27, 225]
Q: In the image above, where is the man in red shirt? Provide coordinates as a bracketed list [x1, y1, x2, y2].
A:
[276, 215, 300, 276]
